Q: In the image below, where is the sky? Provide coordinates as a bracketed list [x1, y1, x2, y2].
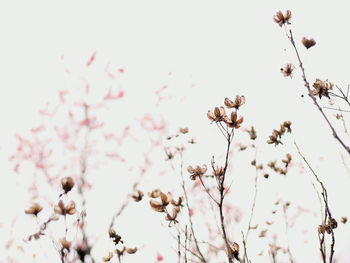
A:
[1, 0, 350, 262]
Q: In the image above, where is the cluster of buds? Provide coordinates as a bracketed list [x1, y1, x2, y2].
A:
[103, 230, 137, 262]
[267, 153, 292, 175]
[166, 127, 189, 141]
[311, 79, 334, 99]
[207, 95, 245, 129]
[187, 165, 207, 180]
[273, 10, 291, 27]
[131, 190, 144, 202]
[318, 217, 338, 235]
[148, 190, 183, 225]
[267, 121, 292, 146]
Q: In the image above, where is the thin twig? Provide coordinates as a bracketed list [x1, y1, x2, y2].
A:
[286, 28, 350, 155]
[179, 150, 207, 263]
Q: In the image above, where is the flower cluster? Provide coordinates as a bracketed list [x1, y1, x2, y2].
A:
[148, 190, 183, 225]
[131, 190, 144, 202]
[267, 121, 292, 146]
[207, 95, 245, 129]
[103, 230, 137, 262]
[267, 153, 292, 176]
[311, 79, 334, 99]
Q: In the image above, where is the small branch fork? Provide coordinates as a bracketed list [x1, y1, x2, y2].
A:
[294, 141, 336, 263]
[284, 27, 350, 155]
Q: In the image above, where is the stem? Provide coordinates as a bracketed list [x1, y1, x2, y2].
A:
[219, 133, 233, 263]
[286, 28, 350, 155]
[179, 150, 207, 263]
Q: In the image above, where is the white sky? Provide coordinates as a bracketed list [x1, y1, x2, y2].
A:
[1, 0, 350, 262]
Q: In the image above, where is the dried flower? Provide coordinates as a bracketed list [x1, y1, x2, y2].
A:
[281, 64, 294, 78]
[60, 238, 72, 251]
[61, 176, 75, 193]
[115, 246, 126, 257]
[126, 247, 137, 254]
[267, 121, 291, 145]
[311, 79, 334, 99]
[109, 229, 123, 245]
[179, 127, 189, 134]
[267, 129, 282, 146]
[54, 200, 76, 216]
[148, 189, 161, 198]
[224, 112, 244, 129]
[149, 192, 172, 212]
[165, 206, 180, 224]
[259, 229, 267, 238]
[238, 144, 247, 151]
[76, 242, 91, 261]
[214, 166, 225, 179]
[25, 203, 43, 216]
[282, 121, 292, 133]
[102, 252, 113, 262]
[273, 10, 292, 27]
[231, 242, 240, 260]
[341, 216, 347, 224]
[247, 126, 257, 140]
[188, 138, 196, 144]
[224, 95, 246, 109]
[282, 153, 292, 167]
[268, 160, 277, 169]
[187, 165, 207, 180]
[207, 106, 226, 122]
[171, 196, 184, 207]
[328, 217, 338, 230]
[302, 37, 316, 49]
[132, 190, 144, 202]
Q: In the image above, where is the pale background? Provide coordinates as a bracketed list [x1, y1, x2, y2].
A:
[1, 0, 350, 262]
